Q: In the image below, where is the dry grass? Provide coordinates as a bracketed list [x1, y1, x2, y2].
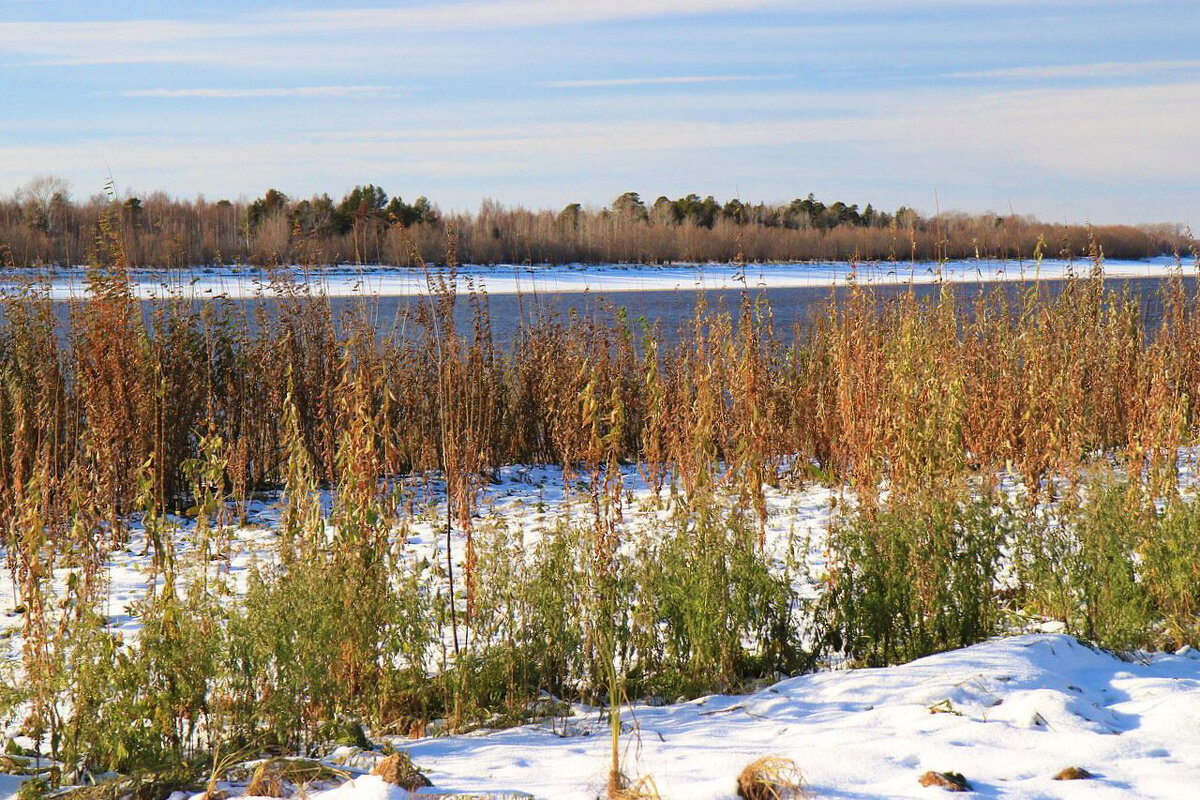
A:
[612, 774, 663, 800]
[370, 752, 431, 791]
[917, 770, 971, 792]
[737, 756, 807, 800]
[244, 759, 349, 798]
[3, 223, 1200, 783]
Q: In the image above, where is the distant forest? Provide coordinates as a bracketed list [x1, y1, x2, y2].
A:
[0, 176, 1191, 268]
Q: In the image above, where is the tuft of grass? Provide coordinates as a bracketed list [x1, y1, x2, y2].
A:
[737, 756, 807, 800]
[244, 758, 348, 798]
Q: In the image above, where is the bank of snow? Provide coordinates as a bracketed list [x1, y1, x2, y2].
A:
[2, 256, 1191, 301]
[215, 634, 1199, 800]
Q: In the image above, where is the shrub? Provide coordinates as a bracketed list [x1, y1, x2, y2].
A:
[634, 494, 801, 695]
[820, 489, 1008, 666]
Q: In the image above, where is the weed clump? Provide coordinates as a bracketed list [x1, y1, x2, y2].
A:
[737, 756, 807, 800]
[918, 770, 972, 792]
[244, 758, 348, 798]
[821, 489, 1008, 666]
[371, 752, 431, 790]
[613, 774, 663, 800]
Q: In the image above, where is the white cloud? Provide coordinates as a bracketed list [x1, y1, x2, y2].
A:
[1, 0, 1096, 66]
[541, 75, 783, 88]
[0, 1, 793, 65]
[276, 0, 792, 32]
[9, 79, 1197, 182]
[116, 86, 400, 99]
[953, 59, 1200, 81]
[273, 0, 1123, 33]
[1, 69, 1195, 224]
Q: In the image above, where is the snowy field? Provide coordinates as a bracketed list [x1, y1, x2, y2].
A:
[0, 256, 1192, 301]
[6, 635, 1181, 799]
[313, 635, 1200, 799]
[0, 464, 836, 657]
[3, 465, 1200, 798]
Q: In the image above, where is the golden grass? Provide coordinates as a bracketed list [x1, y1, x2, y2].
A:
[737, 756, 807, 800]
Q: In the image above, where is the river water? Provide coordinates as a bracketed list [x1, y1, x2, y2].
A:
[4, 264, 1197, 347]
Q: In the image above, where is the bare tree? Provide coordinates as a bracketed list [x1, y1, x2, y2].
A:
[16, 175, 70, 232]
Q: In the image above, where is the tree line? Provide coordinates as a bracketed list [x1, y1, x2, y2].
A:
[0, 176, 1189, 268]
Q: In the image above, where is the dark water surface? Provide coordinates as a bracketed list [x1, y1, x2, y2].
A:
[12, 275, 1199, 348]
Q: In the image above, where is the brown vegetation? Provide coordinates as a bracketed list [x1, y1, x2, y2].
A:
[244, 759, 348, 798]
[918, 771, 972, 792]
[3, 219, 1200, 789]
[3, 231, 1200, 611]
[0, 179, 1187, 267]
[370, 753, 431, 791]
[737, 757, 807, 800]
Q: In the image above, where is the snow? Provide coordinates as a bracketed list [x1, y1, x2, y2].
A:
[3, 464, 1200, 798]
[0, 256, 1193, 301]
[314, 775, 411, 800]
[180, 635, 1200, 799]
[0, 463, 835, 647]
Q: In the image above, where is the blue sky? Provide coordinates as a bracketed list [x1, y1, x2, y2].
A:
[1, 1, 1197, 226]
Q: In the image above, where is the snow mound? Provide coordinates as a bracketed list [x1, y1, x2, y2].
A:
[300, 635, 1200, 799]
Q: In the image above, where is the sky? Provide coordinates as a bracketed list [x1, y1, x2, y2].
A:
[0, 1, 1197, 226]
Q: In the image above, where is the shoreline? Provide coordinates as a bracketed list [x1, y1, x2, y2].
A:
[1, 256, 1196, 300]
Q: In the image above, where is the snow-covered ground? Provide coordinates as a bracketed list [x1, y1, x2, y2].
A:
[345, 634, 1200, 799]
[3, 633, 1199, 798]
[0, 464, 838, 647]
[3, 464, 1200, 798]
[0, 256, 1193, 301]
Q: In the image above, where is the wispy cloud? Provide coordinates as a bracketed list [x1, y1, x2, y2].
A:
[275, 0, 1115, 33]
[0, 1, 1117, 67]
[541, 75, 783, 88]
[12, 79, 1197, 182]
[0, 1, 793, 66]
[0, 0, 1193, 225]
[115, 86, 400, 99]
[277, 0, 795, 33]
[3, 0, 1057, 65]
[953, 59, 1200, 81]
